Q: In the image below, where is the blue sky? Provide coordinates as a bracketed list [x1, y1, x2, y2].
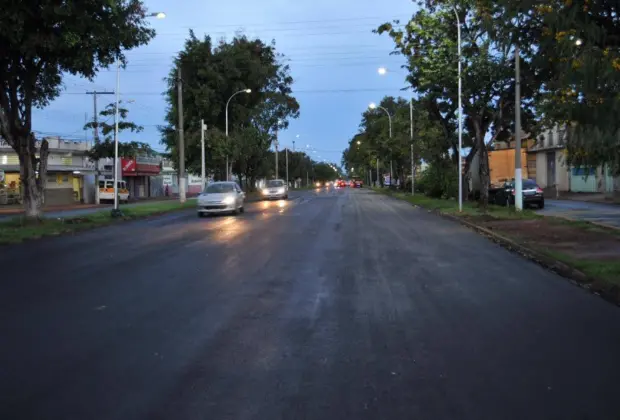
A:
[33, 0, 414, 166]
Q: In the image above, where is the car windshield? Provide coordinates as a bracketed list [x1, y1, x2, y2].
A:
[267, 180, 284, 187]
[205, 183, 234, 193]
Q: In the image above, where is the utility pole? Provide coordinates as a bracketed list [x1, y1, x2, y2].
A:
[177, 66, 186, 203]
[306, 171, 309, 187]
[201, 119, 207, 190]
[454, 6, 463, 212]
[410, 92, 415, 195]
[86, 91, 113, 204]
[514, 45, 523, 211]
[285, 148, 289, 187]
[377, 158, 380, 187]
[411, 144, 414, 195]
[275, 126, 279, 179]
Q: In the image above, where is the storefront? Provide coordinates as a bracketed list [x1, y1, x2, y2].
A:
[121, 156, 161, 199]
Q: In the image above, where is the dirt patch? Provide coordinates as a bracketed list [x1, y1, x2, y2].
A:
[479, 218, 620, 260]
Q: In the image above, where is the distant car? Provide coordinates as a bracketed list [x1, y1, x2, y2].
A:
[493, 179, 544, 209]
[336, 180, 346, 188]
[262, 179, 289, 200]
[350, 177, 363, 188]
[197, 181, 245, 217]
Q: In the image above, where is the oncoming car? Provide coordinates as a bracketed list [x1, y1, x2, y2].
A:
[197, 181, 245, 217]
[262, 179, 288, 200]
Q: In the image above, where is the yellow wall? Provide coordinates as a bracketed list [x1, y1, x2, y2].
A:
[488, 149, 528, 186]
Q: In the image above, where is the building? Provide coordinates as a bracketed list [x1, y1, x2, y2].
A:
[529, 126, 617, 195]
[89, 155, 164, 201]
[0, 136, 95, 206]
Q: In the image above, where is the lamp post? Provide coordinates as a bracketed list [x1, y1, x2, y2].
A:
[112, 11, 165, 217]
[369, 102, 392, 186]
[453, 6, 463, 213]
[378, 66, 415, 194]
[225, 88, 252, 181]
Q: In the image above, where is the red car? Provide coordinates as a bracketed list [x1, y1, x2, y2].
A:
[336, 180, 347, 188]
[350, 177, 363, 188]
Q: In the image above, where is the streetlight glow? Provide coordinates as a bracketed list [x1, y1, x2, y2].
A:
[151, 12, 166, 19]
[575, 38, 583, 46]
[369, 102, 377, 109]
[357, 140, 361, 145]
[245, 88, 252, 93]
[378, 67, 387, 75]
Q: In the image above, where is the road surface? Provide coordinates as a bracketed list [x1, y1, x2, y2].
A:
[540, 199, 620, 228]
[2, 188, 620, 420]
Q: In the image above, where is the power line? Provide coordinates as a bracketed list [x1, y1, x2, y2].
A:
[61, 86, 407, 96]
[175, 14, 409, 29]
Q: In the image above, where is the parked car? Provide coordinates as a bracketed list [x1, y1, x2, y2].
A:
[98, 180, 129, 203]
[493, 179, 544, 209]
[197, 181, 245, 217]
[262, 179, 289, 200]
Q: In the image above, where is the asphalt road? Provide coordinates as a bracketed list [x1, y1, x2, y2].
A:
[2, 188, 620, 420]
[540, 199, 620, 228]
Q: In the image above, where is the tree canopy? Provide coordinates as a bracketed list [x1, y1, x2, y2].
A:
[0, 0, 156, 217]
[160, 32, 301, 187]
[84, 101, 154, 161]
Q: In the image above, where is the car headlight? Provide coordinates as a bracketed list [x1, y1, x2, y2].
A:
[262, 189, 268, 195]
[277, 187, 285, 193]
[315, 182, 321, 187]
[222, 196, 235, 205]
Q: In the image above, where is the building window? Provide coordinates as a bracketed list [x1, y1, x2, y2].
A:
[0, 154, 19, 165]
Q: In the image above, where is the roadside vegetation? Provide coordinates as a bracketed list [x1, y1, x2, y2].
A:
[0, 201, 196, 244]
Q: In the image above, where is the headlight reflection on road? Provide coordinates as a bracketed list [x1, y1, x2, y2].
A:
[277, 200, 287, 208]
[211, 217, 249, 243]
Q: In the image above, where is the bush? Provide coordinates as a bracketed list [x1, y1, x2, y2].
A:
[417, 160, 457, 199]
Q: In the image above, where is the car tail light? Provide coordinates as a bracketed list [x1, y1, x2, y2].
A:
[511, 189, 515, 195]
[536, 187, 543, 194]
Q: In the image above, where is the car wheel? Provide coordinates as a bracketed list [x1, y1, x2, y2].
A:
[240, 206, 245, 213]
[538, 199, 545, 209]
[284, 195, 288, 200]
[197, 212, 204, 218]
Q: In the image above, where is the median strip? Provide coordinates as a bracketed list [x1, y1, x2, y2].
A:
[0, 200, 196, 244]
[373, 188, 620, 305]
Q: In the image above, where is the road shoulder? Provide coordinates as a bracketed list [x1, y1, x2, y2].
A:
[372, 188, 620, 306]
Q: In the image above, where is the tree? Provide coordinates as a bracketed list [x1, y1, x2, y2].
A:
[84, 101, 153, 180]
[342, 95, 453, 195]
[0, 1, 155, 218]
[377, 0, 539, 208]
[160, 32, 300, 182]
[486, 0, 620, 175]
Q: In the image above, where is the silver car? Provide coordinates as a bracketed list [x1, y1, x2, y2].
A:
[197, 182, 245, 217]
[261, 179, 289, 200]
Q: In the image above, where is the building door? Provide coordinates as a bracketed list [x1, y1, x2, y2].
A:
[546, 152, 556, 188]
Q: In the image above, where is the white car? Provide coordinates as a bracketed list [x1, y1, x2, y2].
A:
[197, 181, 245, 217]
[262, 179, 289, 200]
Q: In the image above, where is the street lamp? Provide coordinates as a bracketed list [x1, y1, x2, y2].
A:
[225, 88, 252, 181]
[369, 102, 393, 186]
[378, 66, 415, 195]
[112, 11, 165, 217]
[357, 140, 361, 145]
